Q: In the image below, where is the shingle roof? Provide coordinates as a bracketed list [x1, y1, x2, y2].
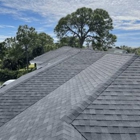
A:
[72, 56, 140, 140]
[0, 48, 104, 127]
[30, 46, 77, 68]
[0, 46, 139, 140]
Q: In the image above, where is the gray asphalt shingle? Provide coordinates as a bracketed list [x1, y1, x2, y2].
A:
[0, 49, 134, 140]
[0, 47, 138, 140]
[30, 46, 72, 65]
[72, 56, 140, 140]
[0, 49, 104, 127]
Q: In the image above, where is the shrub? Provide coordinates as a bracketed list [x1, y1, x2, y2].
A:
[0, 69, 18, 82]
[0, 68, 35, 82]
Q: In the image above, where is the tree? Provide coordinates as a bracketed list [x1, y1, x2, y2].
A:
[16, 25, 37, 71]
[36, 32, 54, 52]
[31, 32, 54, 57]
[2, 26, 55, 70]
[135, 48, 140, 55]
[92, 33, 117, 50]
[56, 36, 79, 48]
[2, 58, 18, 70]
[54, 7, 116, 48]
[1, 37, 26, 70]
[0, 42, 6, 60]
[120, 45, 135, 53]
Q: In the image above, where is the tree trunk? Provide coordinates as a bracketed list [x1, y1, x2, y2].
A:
[79, 38, 84, 48]
[25, 45, 29, 71]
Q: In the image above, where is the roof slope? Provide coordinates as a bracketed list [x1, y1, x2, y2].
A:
[30, 46, 72, 64]
[0, 47, 137, 140]
[30, 46, 77, 68]
[72, 56, 140, 140]
[0, 49, 104, 127]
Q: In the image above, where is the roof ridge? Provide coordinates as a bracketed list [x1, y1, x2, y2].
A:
[0, 50, 105, 129]
[61, 55, 138, 124]
[37, 48, 76, 67]
[33, 46, 71, 60]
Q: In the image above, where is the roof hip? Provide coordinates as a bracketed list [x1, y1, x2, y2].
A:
[61, 55, 138, 125]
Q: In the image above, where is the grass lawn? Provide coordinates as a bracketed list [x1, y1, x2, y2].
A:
[19, 64, 35, 72]
[29, 63, 35, 69]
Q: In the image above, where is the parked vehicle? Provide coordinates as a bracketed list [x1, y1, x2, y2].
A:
[0, 79, 16, 89]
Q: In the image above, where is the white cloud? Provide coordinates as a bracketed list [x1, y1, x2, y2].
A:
[0, 0, 140, 28]
[0, 25, 15, 28]
[0, 0, 140, 45]
[0, 7, 17, 15]
[16, 16, 39, 22]
[114, 20, 140, 30]
[116, 32, 140, 37]
[0, 35, 12, 42]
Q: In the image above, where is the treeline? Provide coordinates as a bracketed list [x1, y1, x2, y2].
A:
[0, 69, 33, 82]
[0, 25, 58, 82]
[0, 7, 117, 72]
[0, 25, 56, 71]
[0, 25, 84, 82]
[1, 7, 140, 83]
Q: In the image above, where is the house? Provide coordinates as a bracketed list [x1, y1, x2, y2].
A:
[30, 46, 77, 69]
[0, 46, 140, 140]
[108, 48, 128, 54]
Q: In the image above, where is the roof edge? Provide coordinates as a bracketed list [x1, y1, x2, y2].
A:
[0, 49, 80, 95]
[61, 55, 138, 124]
[30, 46, 71, 61]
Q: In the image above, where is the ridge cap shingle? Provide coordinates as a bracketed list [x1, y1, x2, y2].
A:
[0, 50, 105, 129]
[61, 55, 138, 124]
[0, 50, 136, 139]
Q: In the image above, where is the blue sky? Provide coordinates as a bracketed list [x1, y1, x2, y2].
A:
[0, 0, 140, 47]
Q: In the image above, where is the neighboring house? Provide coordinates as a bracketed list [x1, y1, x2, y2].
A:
[108, 48, 128, 54]
[30, 46, 76, 69]
[0, 46, 140, 140]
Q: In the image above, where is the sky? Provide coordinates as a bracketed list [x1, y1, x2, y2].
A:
[0, 0, 140, 47]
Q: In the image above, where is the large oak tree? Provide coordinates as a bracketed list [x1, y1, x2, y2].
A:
[54, 7, 116, 48]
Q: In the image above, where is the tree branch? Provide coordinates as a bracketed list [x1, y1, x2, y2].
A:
[66, 26, 80, 38]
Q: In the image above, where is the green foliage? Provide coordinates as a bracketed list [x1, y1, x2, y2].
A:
[16, 25, 37, 70]
[0, 68, 35, 82]
[0, 42, 6, 60]
[31, 32, 54, 57]
[0, 69, 18, 82]
[17, 69, 35, 78]
[32, 46, 44, 57]
[1, 37, 26, 70]
[16, 25, 37, 46]
[92, 33, 117, 50]
[118, 45, 140, 55]
[135, 48, 140, 55]
[1, 25, 55, 71]
[2, 58, 18, 70]
[56, 36, 79, 48]
[54, 7, 116, 48]
[36, 32, 54, 52]
[120, 45, 139, 54]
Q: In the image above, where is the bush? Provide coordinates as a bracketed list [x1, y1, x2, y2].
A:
[0, 69, 18, 82]
[0, 68, 36, 82]
[17, 69, 34, 78]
